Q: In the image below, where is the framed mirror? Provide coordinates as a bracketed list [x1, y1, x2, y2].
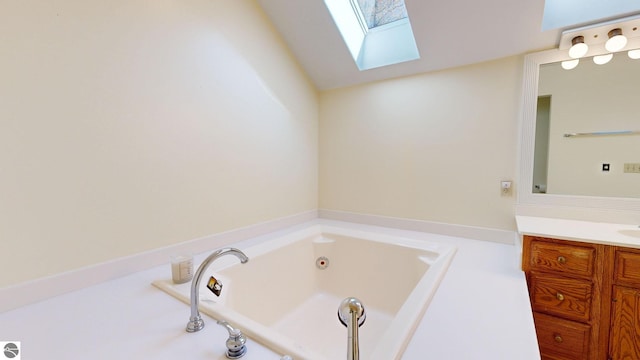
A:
[517, 48, 640, 212]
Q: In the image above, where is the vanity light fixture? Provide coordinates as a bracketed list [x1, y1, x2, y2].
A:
[568, 36, 589, 58]
[561, 59, 579, 69]
[605, 28, 627, 52]
[628, 49, 640, 59]
[559, 14, 640, 70]
[593, 53, 613, 65]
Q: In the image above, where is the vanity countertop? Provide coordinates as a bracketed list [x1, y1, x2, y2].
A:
[0, 220, 540, 360]
[516, 215, 640, 248]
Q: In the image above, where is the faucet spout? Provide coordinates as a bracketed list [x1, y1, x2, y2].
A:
[186, 248, 249, 332]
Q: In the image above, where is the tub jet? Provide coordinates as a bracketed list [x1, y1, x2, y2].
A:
[315, 256, 329, 269]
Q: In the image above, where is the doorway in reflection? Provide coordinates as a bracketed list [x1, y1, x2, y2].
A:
[533, 96, 551, 194]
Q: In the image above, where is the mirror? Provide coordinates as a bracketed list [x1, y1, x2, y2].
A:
[535, 54, 640, 198]
[518, 49, 640, 212]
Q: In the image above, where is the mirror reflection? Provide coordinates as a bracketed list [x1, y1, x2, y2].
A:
[533, 53, 640, 198]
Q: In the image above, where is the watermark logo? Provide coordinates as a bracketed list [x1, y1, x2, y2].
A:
[1, 342, 20, 360]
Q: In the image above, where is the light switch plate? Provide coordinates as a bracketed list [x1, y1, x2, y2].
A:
[624, 163, 640, 173]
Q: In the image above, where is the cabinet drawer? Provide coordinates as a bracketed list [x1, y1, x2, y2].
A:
[534, 312, 590, 360]
[529, 274, 593, 322]
[528, 239, 596, 277]
[615, 250, 640, 284]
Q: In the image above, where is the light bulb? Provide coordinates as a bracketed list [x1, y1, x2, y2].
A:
[593, 53, 613, 65]
[628, 49, 640, 59]
[605, 28, 627, 52]
[569, 36, 588, 58]
[561, 59, 579, 70]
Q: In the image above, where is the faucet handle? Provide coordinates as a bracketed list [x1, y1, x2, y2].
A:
[216, 320, 247, 359]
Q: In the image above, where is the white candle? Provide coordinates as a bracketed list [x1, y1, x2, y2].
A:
[170, 255, 193, 284]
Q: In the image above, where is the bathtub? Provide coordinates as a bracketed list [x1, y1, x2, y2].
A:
[153, 224, 456, 359]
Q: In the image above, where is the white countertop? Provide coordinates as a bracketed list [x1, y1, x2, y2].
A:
[516, 215, 640, 248]
[0, 220, 539, 359]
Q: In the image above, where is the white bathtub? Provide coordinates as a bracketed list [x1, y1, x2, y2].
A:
[153, 224, 456, 359]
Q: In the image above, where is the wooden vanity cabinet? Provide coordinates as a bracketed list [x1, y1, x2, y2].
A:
[523, 236, 640, 360]
[522, 236, 611, 360]
[609, 248, 640, 360]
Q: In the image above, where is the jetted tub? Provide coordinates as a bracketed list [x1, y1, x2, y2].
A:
[153, 225, 456, 359]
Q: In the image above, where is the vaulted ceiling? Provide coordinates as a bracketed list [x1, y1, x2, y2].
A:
[255, 0, 632, 90]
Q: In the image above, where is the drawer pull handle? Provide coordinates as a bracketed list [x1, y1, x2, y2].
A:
[557, 256, 567, 264]
[556, 292, 565, 301]
[554, 335, 563, 343]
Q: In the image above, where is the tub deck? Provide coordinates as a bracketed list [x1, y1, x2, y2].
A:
[153, 224, 456, 359]
[1, 220, 540, 360]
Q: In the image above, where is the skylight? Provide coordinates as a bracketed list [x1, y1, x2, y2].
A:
[324, 0, 420, 71]
[358, 0, 408, 29]
[542, 0, 640, 30]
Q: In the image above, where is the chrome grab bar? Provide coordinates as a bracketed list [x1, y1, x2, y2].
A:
[338, 297, 366, 360]
[564, 130, 640, 137]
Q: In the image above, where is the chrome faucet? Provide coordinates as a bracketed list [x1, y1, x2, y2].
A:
[217, 320, 247, 359]
[186, 248, 249, 332]
[338, 297, 366, 360]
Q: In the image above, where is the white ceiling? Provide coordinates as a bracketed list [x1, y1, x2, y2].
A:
[254, 0, 635, 90]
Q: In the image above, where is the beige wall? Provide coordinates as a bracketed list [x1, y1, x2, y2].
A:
[0, 0, 527, 289]
[0, 0, 318, 287]
[319, 56, 522, 231]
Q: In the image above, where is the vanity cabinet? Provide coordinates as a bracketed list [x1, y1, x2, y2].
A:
[523, 236, 640, 360]
[522, 236, 610, 360]
[609, 248, 640, 360]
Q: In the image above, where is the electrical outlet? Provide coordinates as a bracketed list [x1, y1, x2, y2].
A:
[501, 181, 512, 196]
[624, 163, 640, 173]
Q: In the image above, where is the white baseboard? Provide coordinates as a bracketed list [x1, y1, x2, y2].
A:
[1, 208, 517, 312]
[0, 210, 317, 313]
[318, 209, 517, 245]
